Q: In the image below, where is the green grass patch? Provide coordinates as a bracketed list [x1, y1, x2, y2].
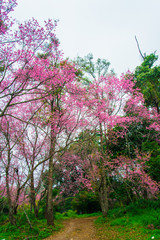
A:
[55, 209, 102, 220]
[0, 219, 63, 240]
[0, 210, 101, 240]
[95, 199, 160, 240]
[0, 211, 63, 240]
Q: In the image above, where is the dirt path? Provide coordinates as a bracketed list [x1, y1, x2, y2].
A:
[44, 216, 99, 240]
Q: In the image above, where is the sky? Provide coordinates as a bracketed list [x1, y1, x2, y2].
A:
[13, 0, 160, 76]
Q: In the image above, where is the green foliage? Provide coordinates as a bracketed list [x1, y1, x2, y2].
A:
[109, 208, 160, 228]
[94, 216, 107, 224]
[108, 122, 160, 186]
[38, 188, 60, 219]
[107, 199, 160, 228]
[0, 194, 9, 214]
[140, 210, 160, 228]
[109, 178, 136, 207]
[109, 120, 157, 158]
[95, 199, 160, 239]
[110, 217, 129, 226]
[55, 210, 77, 220]
[55, 209, 101, 221]
[142, 141, 160, 182]
[0, 213, 8, 223]
[75, 53, 114, 84]
[0, 208, 63, 240]
[134, 53, 160, 113]
[17, 209, 37, 224]
[71, 191, 101, 214]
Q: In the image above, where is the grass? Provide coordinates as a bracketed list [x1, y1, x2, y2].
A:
[0, 210, 101, 240]
[55, 209, 102, 220]
[95, 199, 160, 240]
[1, 199, 160, 240]
[0, 212, 63, 240]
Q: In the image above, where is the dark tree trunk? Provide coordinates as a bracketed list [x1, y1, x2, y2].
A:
[9, 206, 16, 225]
[99, 173, 108, 216]
[6, 168, 16, 225]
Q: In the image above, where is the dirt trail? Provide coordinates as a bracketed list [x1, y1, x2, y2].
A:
[44, 216, 99, 240]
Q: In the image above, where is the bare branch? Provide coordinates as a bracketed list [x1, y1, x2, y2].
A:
[135, 36, 145, 60]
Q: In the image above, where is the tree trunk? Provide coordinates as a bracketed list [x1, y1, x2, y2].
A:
[98, 122, 109, 216]
[6, 148, 16, 225]
[46, 98, 55, 225]
[9, 205, 16, 225]
[46, 155, 54, 225]
[6, 168, 16, 225]
[30, 169, 38, 217]
[99, 173, 108, 216]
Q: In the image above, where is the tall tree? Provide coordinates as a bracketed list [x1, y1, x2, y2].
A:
[73, 72, 160, 215]
[38, 60, 88, 225]
[17, 122, 50, 218]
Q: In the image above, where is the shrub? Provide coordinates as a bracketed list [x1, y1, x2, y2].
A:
[71, 191, 101, 214]
[0, 195, 9, 214]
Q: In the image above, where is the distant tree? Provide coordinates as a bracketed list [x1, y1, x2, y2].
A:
[134, 53, 160, 114]
[75, 53, 114, 84]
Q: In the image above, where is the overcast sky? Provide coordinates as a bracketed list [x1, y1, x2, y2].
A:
[13, 0, 160, 76]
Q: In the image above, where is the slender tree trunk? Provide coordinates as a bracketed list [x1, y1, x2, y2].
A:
[98, 123, 109, 216]
[6, 134, 16, 225]
[46, 98, 56, 225]
[6, 167, 16, 225]
[46, 154, 54, 225]
[30, 170, 38, 218]
[99, 171, 108, 216]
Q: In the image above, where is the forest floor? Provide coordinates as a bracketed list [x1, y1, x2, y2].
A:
[44, 216, 98, 240]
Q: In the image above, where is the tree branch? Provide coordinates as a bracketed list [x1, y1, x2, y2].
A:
[135, 36, 145, 60]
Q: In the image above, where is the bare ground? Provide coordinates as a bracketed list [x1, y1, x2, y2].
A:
[44, 216, 99, 240]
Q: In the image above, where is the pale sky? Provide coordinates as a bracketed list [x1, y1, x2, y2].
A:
[13, 0, 160, 76]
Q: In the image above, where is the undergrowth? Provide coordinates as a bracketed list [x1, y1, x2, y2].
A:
[0, 211, 63, 240]
[55, 209, 101, 220]
[1, 199, 160, 240]
[95, 199, 160, 240]
[0, 210, 101, 240]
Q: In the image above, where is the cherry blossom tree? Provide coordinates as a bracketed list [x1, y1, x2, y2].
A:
[0, 9, 59, 120]
[36, 60, 90, 225]
[0, 0, 61, 225]
[1, 0, 159, 227]
[56, 152, 92, 197]
[17, 122, 50, 218]
[0, 115, 27, 224]
[75, 74, 160, 215]
[0, 3, 87, 224]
